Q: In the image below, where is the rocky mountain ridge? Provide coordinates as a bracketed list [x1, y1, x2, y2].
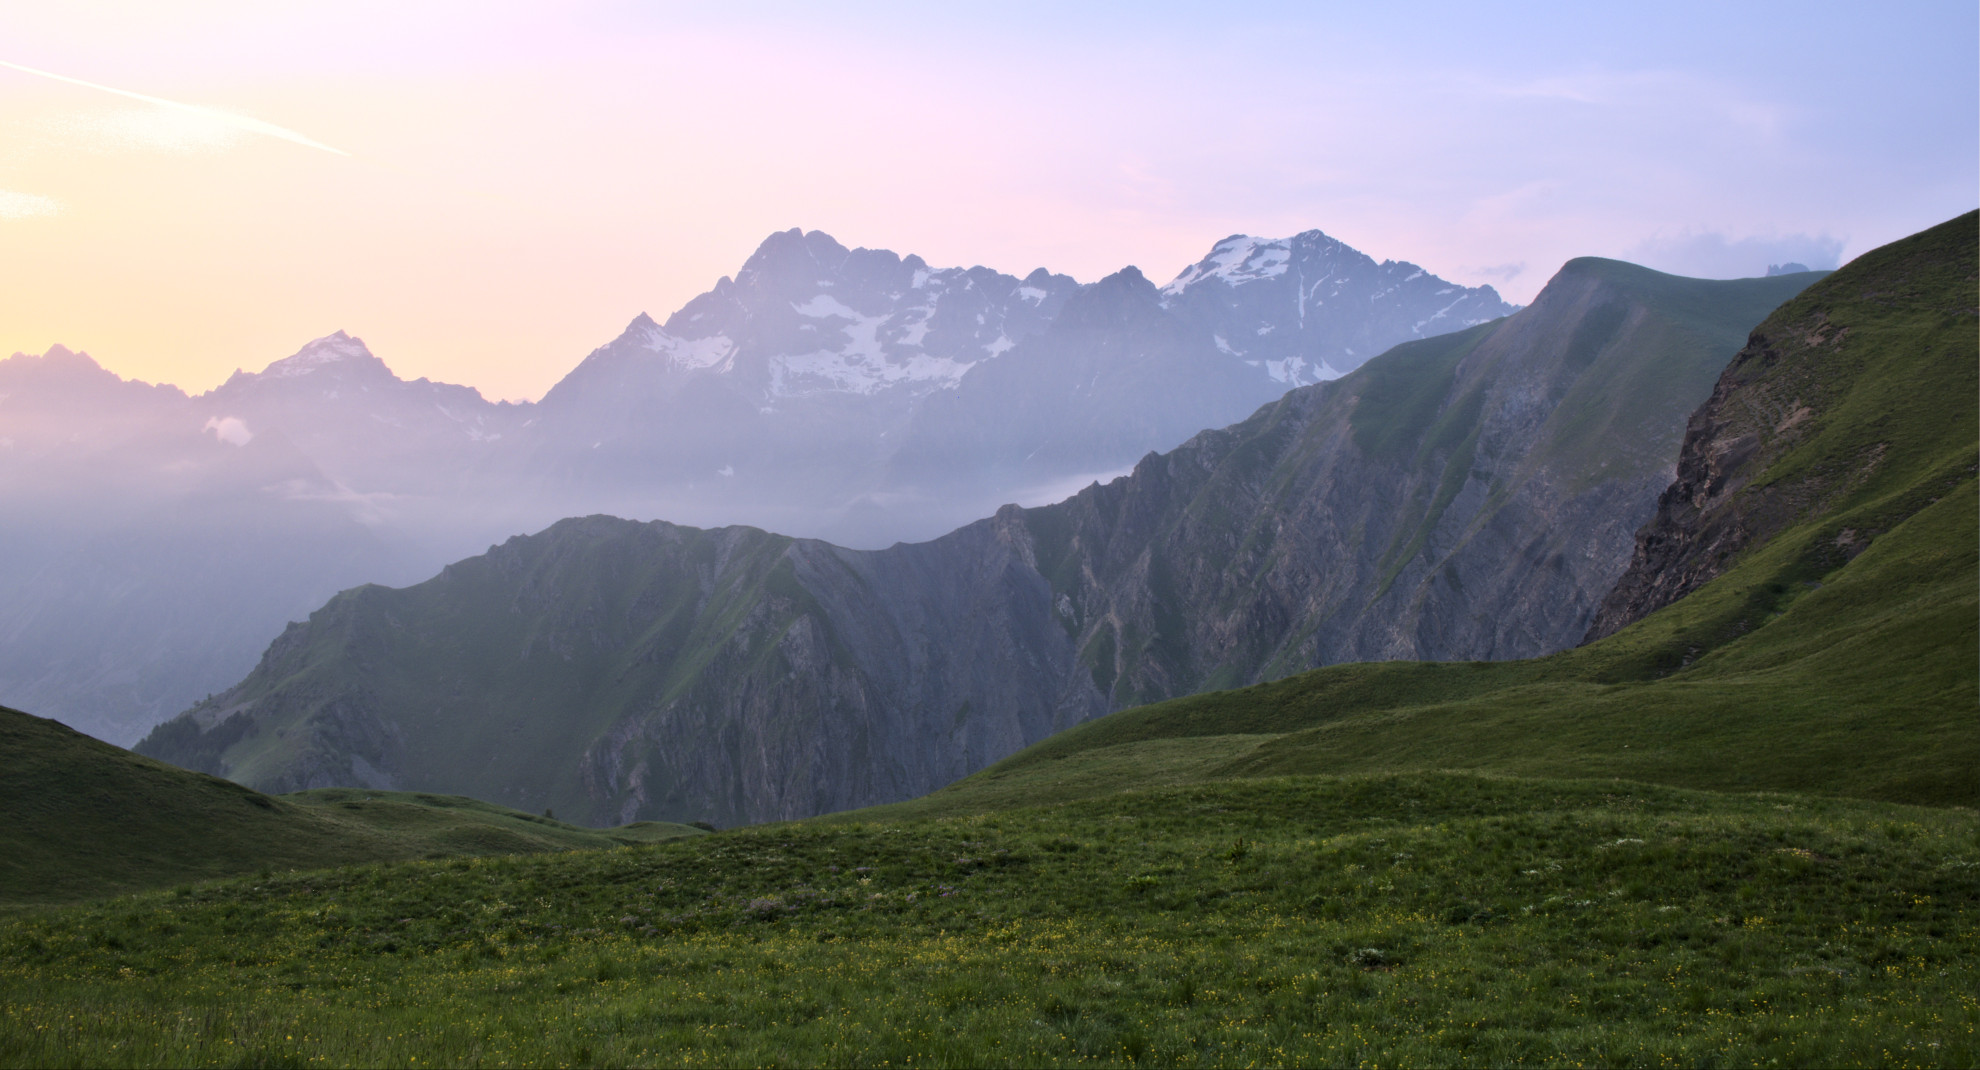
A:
[135, 257, 1820, 824]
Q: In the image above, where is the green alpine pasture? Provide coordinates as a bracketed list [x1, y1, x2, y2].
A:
[3, 774, 1975, 1068]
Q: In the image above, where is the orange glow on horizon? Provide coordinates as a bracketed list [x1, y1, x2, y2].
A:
[2, 3, 1969, 401]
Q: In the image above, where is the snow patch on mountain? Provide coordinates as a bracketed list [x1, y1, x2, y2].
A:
[1265, 356, 1343, 385]
[640, 324, 736, 372]
[1413, 295, 1481, 334]
[1162, 236, 1294, 294]
[896, 310, 934, 347]
[791, 294, 867, 320]
[771, 347, 977, 397]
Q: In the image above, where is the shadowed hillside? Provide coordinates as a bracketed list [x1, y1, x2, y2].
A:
[0, 705, 700, 904]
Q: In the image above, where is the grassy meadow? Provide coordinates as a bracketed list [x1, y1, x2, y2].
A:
[3, 773, 1976, 1068]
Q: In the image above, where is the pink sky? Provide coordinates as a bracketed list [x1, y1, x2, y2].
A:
[2, 2, 1972, 401]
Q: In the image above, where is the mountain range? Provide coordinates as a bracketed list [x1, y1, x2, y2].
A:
[133, 253, 1823, 825]
[514, 226, 1519, 544]
[4, 212, 1970, 1070]
[1, 228, 1512, 745]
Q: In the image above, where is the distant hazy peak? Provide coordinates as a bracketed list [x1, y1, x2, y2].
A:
[551, 228, 1083, 401]
[0, 344, 189, 399]
[1153, 227, 1519, 385]
[1161, 229, 1484, 300]
[199, 331, 501, 417]
[1162, 230, 1338, 295]
[28, 342, 81, 361]
[734, 227, 853, 289]
[712, 227, 1081, 310]
[256, 331, 382, 379]
[6, 343, 97, 370]
[1050, 266, 1165, 332]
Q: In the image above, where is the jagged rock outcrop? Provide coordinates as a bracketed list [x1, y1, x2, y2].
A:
[139, 258, 1819, 825]
[1585, 210, 1979, 642]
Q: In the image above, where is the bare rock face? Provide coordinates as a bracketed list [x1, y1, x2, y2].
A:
[137, 260, 1821, 826]
[1584, 211, 1979, 643]
[1579, 349, 1808, 644]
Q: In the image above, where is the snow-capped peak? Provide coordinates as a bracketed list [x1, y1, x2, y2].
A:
[261, 331, 376, 378]
[1162, 235, 1294, 295]
[612, 230, 1082, 401]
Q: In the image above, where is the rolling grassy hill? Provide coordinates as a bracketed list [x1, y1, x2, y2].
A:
[0, 705, 702, 904]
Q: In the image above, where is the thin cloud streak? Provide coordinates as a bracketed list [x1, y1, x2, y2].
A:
[0, 189, 63, 219]
[0, 59, 349, 156]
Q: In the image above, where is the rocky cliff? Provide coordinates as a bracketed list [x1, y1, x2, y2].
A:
[1585, 210, 1979, 643]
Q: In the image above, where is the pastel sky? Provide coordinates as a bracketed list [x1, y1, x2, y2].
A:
[3, 2, 1974, 402]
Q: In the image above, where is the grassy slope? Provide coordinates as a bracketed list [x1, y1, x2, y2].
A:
[0, 706, 702, 904]
[876, 215, 1977, 822]
[896, 481, 1975, 820]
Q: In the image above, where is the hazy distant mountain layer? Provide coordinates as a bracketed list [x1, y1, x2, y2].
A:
[3, 227, 1507, 744]
[0, 342, 440, 743]
[519, 227, 1515, 546]
[138, 261, 1816, 825]
[510, 230, 1072, 543]
[1159, 230, 1517, 385]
